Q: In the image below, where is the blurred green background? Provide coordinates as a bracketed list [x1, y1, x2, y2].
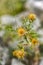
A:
[0, 0, 26, 15]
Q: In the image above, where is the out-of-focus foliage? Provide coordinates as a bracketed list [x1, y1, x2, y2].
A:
[0, 0, 26, 16]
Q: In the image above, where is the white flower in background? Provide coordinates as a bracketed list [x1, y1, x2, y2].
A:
[33, 18, 40, 30]
[0, 46, 9, 65]
[1, 15, 15, 25]
[37, 29, 43, 36]
[40, 58, 43, 65]
[25, 0, 43, 11]
[1, 15, 22, 28]
[37, 29, 43, 43]
[11, 59, 24, 65]
[32, 1, 43, 11]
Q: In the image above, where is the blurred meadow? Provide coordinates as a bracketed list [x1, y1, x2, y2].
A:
[0, 0, 26, 15]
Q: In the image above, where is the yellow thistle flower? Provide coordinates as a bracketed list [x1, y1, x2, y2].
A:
[18, 28, 25, 36]
[13, 49, 26, 59]
[32, 38, 38, 45]
[28, 13, 36, 21]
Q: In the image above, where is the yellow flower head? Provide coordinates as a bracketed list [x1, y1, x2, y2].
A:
[32, 38, 38, 45]
[28, 13, 36, 21]
[13, 49, 26, 59]
[18, 28, 25, 36]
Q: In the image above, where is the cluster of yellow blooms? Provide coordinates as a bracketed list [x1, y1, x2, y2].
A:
[18, 13, 36, 36]
[13, 13, 38, 59]
[13, 49, 26, 59]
